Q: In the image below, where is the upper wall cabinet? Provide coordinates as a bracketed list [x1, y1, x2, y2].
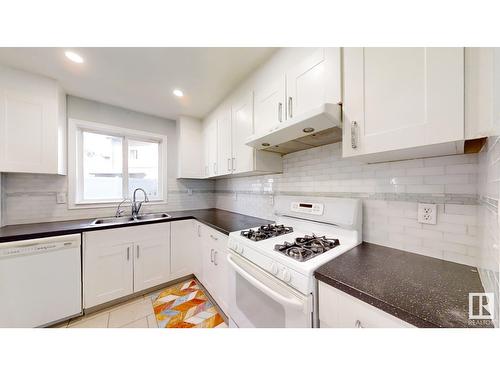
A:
[202, 116, 218, 178]
[285, 48, 341, 120]
[0, 65, 67, 175]
[254, 74, 286, 136]
[199, 92, 282, 179]
[465, 47, 500, 139]
[342, 48, 465, 161]
[253, 48, 341, 138]
[176, 116, 204, 178]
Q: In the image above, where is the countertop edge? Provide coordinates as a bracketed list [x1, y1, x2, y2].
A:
[314, 272, 439, 328]
[0, 209, 274, 243]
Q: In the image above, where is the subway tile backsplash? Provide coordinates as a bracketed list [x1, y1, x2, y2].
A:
[477, 136, 500, 327]
[1, 174, 215, 225]
[215, 142, 481, 266]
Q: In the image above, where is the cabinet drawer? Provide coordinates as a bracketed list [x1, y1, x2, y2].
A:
[319, 282, 413, 328]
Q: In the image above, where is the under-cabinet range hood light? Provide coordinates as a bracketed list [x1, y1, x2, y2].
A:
[245, 103, 342, 155]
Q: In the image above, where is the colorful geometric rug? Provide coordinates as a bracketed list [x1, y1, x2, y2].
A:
[152, 279, 226, 328]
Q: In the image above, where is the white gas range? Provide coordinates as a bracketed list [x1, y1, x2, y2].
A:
[226, 195, 362, 328]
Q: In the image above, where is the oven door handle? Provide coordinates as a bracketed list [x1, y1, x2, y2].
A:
[227, 254, 304, 309]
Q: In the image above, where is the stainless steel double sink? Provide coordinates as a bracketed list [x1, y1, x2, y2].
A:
[90, 212, 171, 226]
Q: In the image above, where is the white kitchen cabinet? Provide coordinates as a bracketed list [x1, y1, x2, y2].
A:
[342, 48, 464, 161]
[318, 281, 413, 328]
[217, 106, 233, 176]
[254, 74, 286, 136]
[199, 224, 229, 315]
[170, 219, 201, 279]
[83, 228, 134, 308]
[0, 64, 66, 175]
[200, 92, 282, 178]
[285, 48, 341, 121]
[203, 117, 218, 177]
[132, 225, 171, 292]
[465, 47, 500, 139]
[231, 91, 255, 174]
[176, 116, 204, 178]
[83, 223, 170, 308]
[253, 48, 341, 138]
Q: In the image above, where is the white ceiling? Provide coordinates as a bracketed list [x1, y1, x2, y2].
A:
[0, 47, 277, 119]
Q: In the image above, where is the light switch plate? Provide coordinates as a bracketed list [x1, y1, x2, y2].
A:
[418, 203, 437, 224]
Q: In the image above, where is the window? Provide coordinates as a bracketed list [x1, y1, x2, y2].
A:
[68, 119, 167, 207]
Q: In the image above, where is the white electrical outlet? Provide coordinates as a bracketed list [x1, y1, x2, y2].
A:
[187, 188, 193, 196]
[269, 195, 274, 206]
[418, 203, 437, 224]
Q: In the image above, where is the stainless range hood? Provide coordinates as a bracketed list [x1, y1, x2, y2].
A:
[245, 103, 342, 155]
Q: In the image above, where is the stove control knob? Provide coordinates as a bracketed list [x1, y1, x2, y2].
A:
[271, 263, 279, 275]
[282, 269, 291, 283]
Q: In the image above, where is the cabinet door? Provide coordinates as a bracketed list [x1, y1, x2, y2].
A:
[343, 48, 464, 157]
[286, 48, 341, 120]
[318, 282, 413, 328]
[254, 75, 286, 136]
[231, 91, 255, 174]
[0, 89, 57, 173]
[83, 231, 134, 308]
[170, 219, 199, 279]
[203, 118, 218, 177]
[133, 223, 171, 292]
[213, 246, 229, 315]
[201, 236, 217, 296]
[216, 107, 233, 176]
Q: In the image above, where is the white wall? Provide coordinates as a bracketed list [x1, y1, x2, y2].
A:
[215, 142, 480, 267]
[1, 96, 214, 225]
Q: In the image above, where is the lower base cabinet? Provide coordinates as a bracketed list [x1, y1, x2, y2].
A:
[83, 223, 170, 309]
[170, 220, 201, 279]
[84, 219, 230, 317]
[199, 225, 229, 315]
[318, 281, 413, 328]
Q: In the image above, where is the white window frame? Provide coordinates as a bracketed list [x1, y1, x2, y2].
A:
[68, 118, 168, 209]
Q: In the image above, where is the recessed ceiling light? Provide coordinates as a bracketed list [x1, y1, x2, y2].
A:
[173, 89, 184, 97]
[65, 51, 84, 64]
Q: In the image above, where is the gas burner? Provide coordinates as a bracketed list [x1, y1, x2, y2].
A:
[240, 224, 293, 242]
[274, 234, 340, 262]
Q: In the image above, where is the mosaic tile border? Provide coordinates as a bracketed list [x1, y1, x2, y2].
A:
[215, 190, 479, 205]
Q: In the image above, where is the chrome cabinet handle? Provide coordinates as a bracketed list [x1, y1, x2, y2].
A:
[210, 249, 214, 263]
[197, 225, 201, 237]
[227, 158, 231, 172]
[351, 121, 358, 149]
[136, 245, 140, 259]
[288, 97, 293, 118]
[210, 234, 218, 241]
[214, 251, 218, 266]
[232, 157, 236, 171]
[127, 246, 130, 261]
[278, 102, 283, 123]
[355, 319, 363, 328]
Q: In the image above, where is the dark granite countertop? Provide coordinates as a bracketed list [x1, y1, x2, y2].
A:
[314, 242, 492, 328]
[0, 208, 273, 243]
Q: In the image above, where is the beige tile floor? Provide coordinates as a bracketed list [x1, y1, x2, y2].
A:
[54, 288, 228, 328]
[54, 292, 159, 328]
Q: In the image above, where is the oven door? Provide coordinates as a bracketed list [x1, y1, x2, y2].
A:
[227, 252, 312, 328]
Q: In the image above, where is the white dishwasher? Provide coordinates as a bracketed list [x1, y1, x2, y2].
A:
[0, 234, 82, 327]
